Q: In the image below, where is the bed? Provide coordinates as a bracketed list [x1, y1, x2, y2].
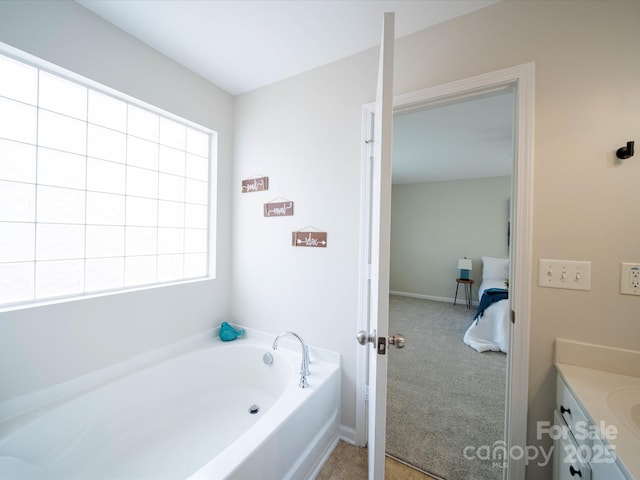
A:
[463, 256, 510, 353]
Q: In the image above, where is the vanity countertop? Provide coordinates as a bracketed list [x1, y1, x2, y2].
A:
[556, 362, 640, 480]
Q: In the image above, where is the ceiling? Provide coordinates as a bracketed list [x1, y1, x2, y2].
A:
[393, 89, 515, 184]
[75, 0, 510, 184]
[76, 0, 499, 96]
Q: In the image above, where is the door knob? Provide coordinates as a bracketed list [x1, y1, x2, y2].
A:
[389, 334, 405, 349]
[356, 330, 375, 345]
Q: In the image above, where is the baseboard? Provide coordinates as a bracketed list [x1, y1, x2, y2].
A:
[338, 424, 357, 445]
[389, 290, 478, 306]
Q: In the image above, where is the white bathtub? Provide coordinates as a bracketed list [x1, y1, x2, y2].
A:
[0, 330, 341, 479]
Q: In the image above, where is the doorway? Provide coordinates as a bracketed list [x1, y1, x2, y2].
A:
[386, 88, 514, 479]
[356, 63, 534, 480]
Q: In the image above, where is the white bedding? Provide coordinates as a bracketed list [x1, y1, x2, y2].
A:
[463, 279, 509, 353]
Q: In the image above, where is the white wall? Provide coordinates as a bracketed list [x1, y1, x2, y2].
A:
[232, 51, 377, 433]
[390, 176, 510, 300]
[0, 1, 234, 401]
[233, 2, 640, 478]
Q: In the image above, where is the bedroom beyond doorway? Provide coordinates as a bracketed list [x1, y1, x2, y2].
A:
[386, 295, 506, 479]
[387, 86, 514, 479]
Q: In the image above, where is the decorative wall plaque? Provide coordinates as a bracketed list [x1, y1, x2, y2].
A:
[242, 176, 269, 193]
[264, 201, 294, 217]
[292, 231, 327, 248]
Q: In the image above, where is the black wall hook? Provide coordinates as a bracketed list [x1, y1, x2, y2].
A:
[616, 141, 634, 159]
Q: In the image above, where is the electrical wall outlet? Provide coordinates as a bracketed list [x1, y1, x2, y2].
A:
[538, 259, 591, 291]
[620, 263, 640, 295]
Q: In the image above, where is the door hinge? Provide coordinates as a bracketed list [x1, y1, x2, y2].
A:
[511, 310, 516, 324]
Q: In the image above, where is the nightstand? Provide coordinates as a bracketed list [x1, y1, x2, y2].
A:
[454, 278, 474, 309]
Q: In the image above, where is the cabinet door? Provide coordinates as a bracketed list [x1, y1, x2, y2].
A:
[553, 410, 592, 480]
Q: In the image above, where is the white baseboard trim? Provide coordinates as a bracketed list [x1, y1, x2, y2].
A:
[338, 424, 357, 445]
[389, 290, 479, 306]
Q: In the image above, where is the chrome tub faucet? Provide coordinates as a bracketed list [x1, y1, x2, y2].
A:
[272, 331, 310, 388]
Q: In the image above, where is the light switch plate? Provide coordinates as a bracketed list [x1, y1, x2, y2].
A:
[538, 259, 591, 291]
[620, 263, 640, 295]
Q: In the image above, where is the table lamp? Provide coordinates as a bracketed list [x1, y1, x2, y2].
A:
[458, 258, 472, 280]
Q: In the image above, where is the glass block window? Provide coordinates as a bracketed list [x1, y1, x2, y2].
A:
[0, 50, 214, 308]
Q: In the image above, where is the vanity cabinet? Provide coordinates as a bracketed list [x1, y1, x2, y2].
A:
[554, 375, 629, 480]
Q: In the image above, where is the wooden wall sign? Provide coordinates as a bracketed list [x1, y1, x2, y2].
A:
[292, 231, 327, 248]
[264, 201, 294, 217]
[242, 176, 269, 193]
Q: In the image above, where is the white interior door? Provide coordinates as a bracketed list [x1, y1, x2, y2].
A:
[358, 62, 534, 480]
[367, 11, 394, 480]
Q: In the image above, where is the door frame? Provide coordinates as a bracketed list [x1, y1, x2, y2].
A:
[356, 62, 535, 480]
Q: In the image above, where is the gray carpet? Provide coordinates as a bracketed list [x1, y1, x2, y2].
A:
[386, 295, 506, 480]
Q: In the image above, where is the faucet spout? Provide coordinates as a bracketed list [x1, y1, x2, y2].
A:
[272, 331, 310, 388]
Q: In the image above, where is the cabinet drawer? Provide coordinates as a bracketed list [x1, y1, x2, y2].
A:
[557, 375, 591, 446]
[553, 410, 592, 480]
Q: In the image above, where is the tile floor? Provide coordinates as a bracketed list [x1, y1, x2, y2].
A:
[317, 440, 439, 480]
